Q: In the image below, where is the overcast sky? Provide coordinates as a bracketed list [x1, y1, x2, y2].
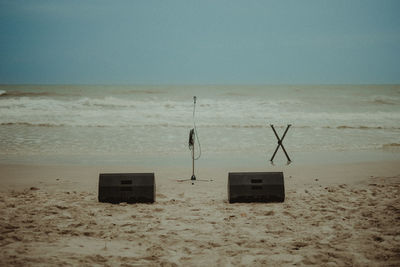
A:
[0, 0, 399, 84]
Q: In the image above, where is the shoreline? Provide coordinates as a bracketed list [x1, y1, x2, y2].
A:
[1, 148, 399, 168]
[1, 159, 399, 192]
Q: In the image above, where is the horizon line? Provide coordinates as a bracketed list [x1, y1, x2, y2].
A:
[1, 83, 400, 87]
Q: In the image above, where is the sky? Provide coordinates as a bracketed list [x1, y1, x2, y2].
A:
[0, 0, 399, 85]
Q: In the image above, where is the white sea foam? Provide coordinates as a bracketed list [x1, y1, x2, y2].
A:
[1, 96, 399, 129]
[0, 90, 6, 96]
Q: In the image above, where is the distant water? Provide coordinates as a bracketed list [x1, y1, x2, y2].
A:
[0, 84, 399, 166]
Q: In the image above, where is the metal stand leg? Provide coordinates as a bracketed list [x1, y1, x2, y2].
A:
[270, 124, 292, 164]
[191, 146, 196, 182]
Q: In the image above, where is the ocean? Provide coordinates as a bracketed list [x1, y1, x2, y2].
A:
[0, 84, 399, 167]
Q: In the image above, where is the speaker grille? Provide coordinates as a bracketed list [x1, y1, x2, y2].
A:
[98, 173, 155, 203]
[228, 172, 285, 203]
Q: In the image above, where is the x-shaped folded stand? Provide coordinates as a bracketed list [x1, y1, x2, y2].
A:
[270, 124, 292, 164]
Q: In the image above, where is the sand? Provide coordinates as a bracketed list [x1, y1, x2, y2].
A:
[0, 161, 399, 266]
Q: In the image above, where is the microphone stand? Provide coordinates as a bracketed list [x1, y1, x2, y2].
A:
[176, 96, 212, 184]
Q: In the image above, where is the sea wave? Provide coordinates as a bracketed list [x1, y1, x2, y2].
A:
[76, 97, 138, 108]
[335, 125, 385, 130]
[1, 96, 399, 129]
[0, 122, 65, 127]
[369, 95, 400, 105]
[0, 90, 66, 97]
[1, 121, 399, 131]
[116, 89, 164, 95]
[0, 121, 190, 128]
[382, 143, 400, 149]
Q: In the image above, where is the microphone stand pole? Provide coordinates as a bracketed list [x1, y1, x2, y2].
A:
[191, 139, 196, 183]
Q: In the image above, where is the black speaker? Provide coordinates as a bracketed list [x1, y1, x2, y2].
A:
[228, 172, 285, 203]
[98, 173, 155, 203]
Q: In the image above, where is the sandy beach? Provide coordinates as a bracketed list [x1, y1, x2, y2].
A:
[1, 160, 399, 266]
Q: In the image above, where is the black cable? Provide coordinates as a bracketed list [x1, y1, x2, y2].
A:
[193, 96, 201, 160]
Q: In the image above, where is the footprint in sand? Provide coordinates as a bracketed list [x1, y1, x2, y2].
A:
[153, 208, 164, 212]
